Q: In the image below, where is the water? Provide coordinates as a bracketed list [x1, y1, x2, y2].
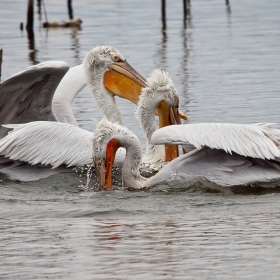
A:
[1, 0, 280, 278]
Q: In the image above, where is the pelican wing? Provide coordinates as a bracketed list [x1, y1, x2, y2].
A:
[0, 156, 69, 182]
[148, 147, 280, 188]
[0, 121, 93, 168]
[0, 61, 69, 138]
[151, 123, 280, 160]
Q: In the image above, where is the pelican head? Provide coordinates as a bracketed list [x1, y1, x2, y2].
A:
[137, 69, 187, 161]
[93, 119, 143, 189]
[83, 46, 147, 104]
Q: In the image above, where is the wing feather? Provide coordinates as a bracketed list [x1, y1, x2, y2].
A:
[0, 61, 69, 138]
[0, 121, 93, 168]
[148, 148, 280, 188]
[151, 123, 280, 160]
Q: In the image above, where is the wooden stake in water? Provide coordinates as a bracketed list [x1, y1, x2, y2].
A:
[183, 0, 191, 20]
[0, 49, 3, 81]
[183, 0, 191, 28]
[161, 0, 166, 30]
[68, 0, 74, 20]
[26, 0, 34, 30]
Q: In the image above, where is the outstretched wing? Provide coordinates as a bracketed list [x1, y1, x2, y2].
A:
[0, 121, 93, 168]
[0, 61, 69, 138]
[151, 123, 280, 160]
[148, 147, 280, 189]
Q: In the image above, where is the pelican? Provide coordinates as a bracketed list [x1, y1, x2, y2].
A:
[0, 45, 147, 139]
[0, 46, 148, 181]
[0, 69, 185, 181]
[93, 119, 280, 191]
[91, 71, 280, 191]
[52, 49, 187, 128]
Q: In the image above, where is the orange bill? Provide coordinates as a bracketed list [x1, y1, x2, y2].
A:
[155, 108, 188, 121]
[104, 139, 121, 189]
[157, 100, 179, 161]
[179, 111, 188, 121]
[104, 71, 142, 104]
[170, 106, 188, 155]
[104, 60, 147, 104]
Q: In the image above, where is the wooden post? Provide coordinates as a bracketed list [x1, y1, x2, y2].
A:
[183, 0, 187, 20]
[68, 0, 74, 20]
[0, 49, 3, 80]
[183, 0, 191, 28]
[161, 0, 166, 30]
[26, 0, 34, 30]
[183, 0, 191, 19]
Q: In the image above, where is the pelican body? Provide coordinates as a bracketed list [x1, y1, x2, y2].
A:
[93, 120, 280, 191]
[0, 46, 146, 138]
[0, 69, 185, 181]
[92, 70, 280, 191]
[0, 46, 147, 181]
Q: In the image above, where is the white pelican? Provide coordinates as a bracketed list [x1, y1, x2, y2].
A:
[52, 45, 148, 127]
[93, 119, 280, 191]
[0, 69, 185, 181]
[89, 70, 280, 191]
[0, 46, 149, 181]
[52, 49, 187, 128]
[0, 46, 147, 139]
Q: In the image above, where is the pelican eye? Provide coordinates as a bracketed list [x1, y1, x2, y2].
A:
[112, 54, 121, 62]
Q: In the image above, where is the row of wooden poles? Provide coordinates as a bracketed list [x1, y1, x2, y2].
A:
[161, 0, 230, 29]
[0, 0, 75, 80]
[26, 0, 74, 30]
[0, 49, 2, 80]
[161, 0, 191, 30]
[0, 0, 231, 81]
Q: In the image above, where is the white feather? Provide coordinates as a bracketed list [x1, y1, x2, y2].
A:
[151, 123, 280, 160]
[0, 121, 126, 169]
[0, 61, 69, 139]
[0, 122, 93, 168]
[52, 64, 87, 126]
[137, 69, 179, 163]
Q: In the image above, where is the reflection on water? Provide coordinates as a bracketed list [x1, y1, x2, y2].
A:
[225, 0, 231, 15]
[158, 23, 167, 69]
[1, 184, 280, 278]
[70, 27, 81, 63]
[225, 0, 232, 28]
[32, 0, 82, 64]
[180, 25, 190, 112]
[27, 28, 39, 65]
[1, 0, 280, 278]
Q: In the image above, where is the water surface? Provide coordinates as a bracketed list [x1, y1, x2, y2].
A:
[1, 0, 280, 278]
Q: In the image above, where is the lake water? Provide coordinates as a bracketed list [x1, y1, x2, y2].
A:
[1, 0, 280, 278]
